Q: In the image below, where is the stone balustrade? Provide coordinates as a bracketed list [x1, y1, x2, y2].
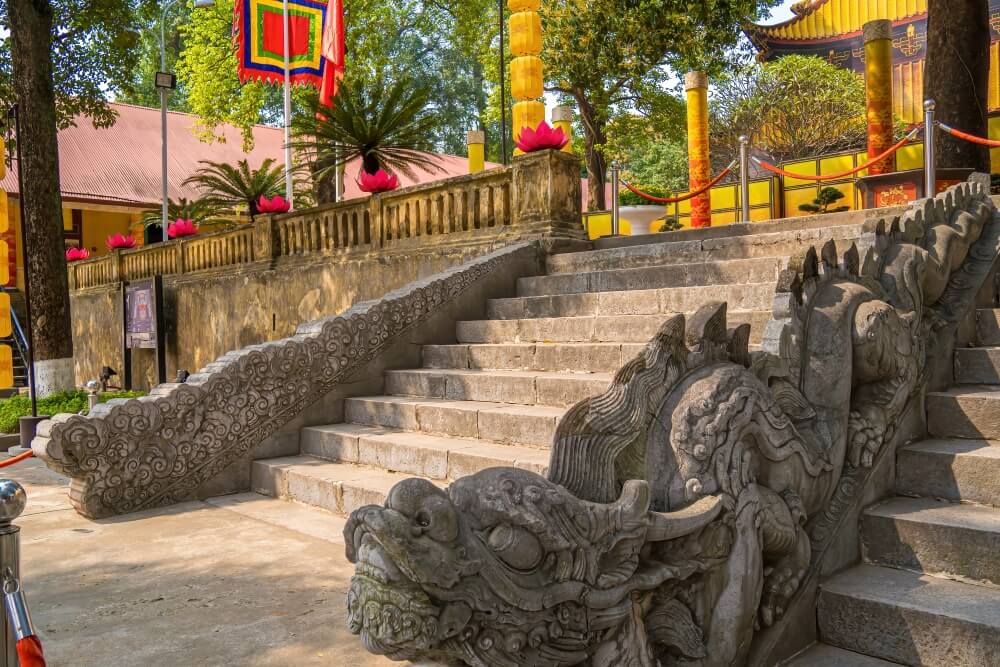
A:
[68, 150, 583, 291]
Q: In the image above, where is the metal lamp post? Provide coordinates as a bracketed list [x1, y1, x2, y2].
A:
[155, 0, 216, 240]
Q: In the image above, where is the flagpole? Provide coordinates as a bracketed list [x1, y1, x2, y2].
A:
[282, 0, 294, 209]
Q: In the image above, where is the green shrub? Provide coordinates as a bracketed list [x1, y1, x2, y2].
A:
[618, 184, 672, 207]
[0, 390, 146, 434]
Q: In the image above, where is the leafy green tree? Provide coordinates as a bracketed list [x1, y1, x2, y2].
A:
[799, 186, 850, 215]
[711, 55, 869, 166]
[1, 0, 155, 392]
[542, 0, 780, 210]
[184, 158, 285, 216]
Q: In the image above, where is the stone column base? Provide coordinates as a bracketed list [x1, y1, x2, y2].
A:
[33, 357, 75, 396]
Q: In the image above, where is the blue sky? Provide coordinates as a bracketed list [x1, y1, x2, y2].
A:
[761, 0, 799, 26]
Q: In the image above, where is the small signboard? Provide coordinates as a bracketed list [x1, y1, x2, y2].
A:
[122, 277, 166, 389]
[125, 280, 158, 349]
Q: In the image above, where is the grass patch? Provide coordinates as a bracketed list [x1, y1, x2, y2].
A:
[0, 390, 146, 434]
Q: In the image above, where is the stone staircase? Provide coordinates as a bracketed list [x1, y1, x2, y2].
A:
[251, 216, 866, 519]
[250, 210, 1000, 666]
[784, 306, 1000, 666]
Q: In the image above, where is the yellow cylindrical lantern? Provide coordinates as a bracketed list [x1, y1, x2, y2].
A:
[508, 0, 540, 10]
[511, 56, 544, 100]
[864, 20, 895, 176]
[552, 106, 574, 153]
[509, 12, 542, 56]
[509, 0, 544, 156]
[468, 130, 485, 173]
[685, 71, 711, 229]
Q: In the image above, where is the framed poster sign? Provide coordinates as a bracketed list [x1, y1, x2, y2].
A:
[122, 276, 167, 388]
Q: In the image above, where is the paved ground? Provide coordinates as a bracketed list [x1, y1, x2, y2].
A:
[5, 459, 399, 667]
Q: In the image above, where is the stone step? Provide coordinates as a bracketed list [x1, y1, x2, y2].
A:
[456, 311, 771, 344]
[955, 347, 1000, 384]
[591, 207, 887, 251]
[341, 396, 564, 447]
[300, 424, 549, 481]
[487, 283, 776, 320]
[782, 644, 902, 666]
[862, 497, 1000, 586]
[927, 385, 1000, 440]
[422, 342, 645, 373]
[251, 456, 439, 517]
[517, 256, 784, 298]
[547, 223, 863, 275]
[976, 309, 1000, 346]
[384, 368, 612, 408]
[818, 565, 1000, 665]
[897, 439, 1000, 506]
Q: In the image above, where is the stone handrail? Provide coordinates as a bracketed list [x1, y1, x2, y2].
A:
[68, 151, 583, 290]
[36, 243, 541, 519]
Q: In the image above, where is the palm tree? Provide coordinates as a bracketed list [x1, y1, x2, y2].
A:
[141, 197, 228, 228]
[184, 158, 285, 217]
[291, 74, 442, 185]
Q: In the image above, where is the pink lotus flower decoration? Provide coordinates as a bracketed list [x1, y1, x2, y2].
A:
[106, 233, 137, 250]
[515, 121, 569, 153]
[257, 194, 291, 214]
[65, 247, 90, 262]
[168, 219, 198, 239]
[357, 169, 399, 194]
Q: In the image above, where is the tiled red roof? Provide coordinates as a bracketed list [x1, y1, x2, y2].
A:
[1, 102, 490, 207]
[1, 102, 285, 206]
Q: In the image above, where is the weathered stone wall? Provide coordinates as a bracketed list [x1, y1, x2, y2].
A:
[71, 243, 503, 390]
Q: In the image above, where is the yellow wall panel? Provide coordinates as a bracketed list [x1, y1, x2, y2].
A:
[782, 160, 818, 187]
[749, 179, 772, 204]
[710, 185, 737, 209]
[991, 43, 1000, 111]
[785, 187, 820, 217]
[750, 206, 772, 222]
[711, 210, 737, 226]
[820, 154, 854, 175]
[897, 143, 924, 170]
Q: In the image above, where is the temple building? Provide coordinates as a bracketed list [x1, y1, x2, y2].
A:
[747, 0, 1000, 124]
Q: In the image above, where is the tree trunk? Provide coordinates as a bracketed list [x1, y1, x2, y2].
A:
[925, 0, 991, 172]
[578, 97, 607, 211]
[8, 0, 75, 394]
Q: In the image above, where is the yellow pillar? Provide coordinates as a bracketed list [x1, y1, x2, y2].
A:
[509, 0, 545, 152]
[551, 105, 574, 153]
[685, 71, 711, 228]
[864, 19, 895, 175]
[467, 131, 485, 173]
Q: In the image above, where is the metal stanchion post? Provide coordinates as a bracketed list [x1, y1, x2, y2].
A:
[0, 480, 25, 667]
[610, 161, 621, 237]
[739, 136, 751, 223]
[925, 99, 936, 198]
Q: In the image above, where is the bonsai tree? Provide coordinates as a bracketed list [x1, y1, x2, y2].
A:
[799, 187, 850, 214]
[658, 217, 682, 232]
[184, 159, 285, 217]
[291, 74, 442, 188]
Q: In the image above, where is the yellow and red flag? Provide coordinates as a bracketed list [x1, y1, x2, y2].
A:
[320, 0, 345, 106]
[233, 0, 329, 88]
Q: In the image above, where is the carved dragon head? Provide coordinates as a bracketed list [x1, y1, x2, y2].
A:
[344, 467, 721, 666]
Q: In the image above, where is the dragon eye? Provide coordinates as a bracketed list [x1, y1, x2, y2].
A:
[487, 524, 543, 571]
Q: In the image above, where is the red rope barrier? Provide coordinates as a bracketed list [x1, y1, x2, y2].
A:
[0, 451, 33, 469]
[16, 635, 45, 667]
[938, 122, 1000, 147]
[752, 129, 920, 181]
[621, 161, 736, 204]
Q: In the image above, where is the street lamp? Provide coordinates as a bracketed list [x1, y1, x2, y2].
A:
[155, 0, 215, 240]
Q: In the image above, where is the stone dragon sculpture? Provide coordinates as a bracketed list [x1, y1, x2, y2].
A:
[345, 180, 997, 666]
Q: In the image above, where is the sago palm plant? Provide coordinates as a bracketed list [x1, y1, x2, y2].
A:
[184, 158, 285, 216]
[141, 197, 228, 228]
[291, 74, 442, 183]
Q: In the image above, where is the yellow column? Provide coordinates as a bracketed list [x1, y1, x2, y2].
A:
[467, 131, 485, 173]
[685, 71, 711, 228]
[551, 105, 574, 153]
[509, 0, 544, 152]
[864, 19, 895, 175]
